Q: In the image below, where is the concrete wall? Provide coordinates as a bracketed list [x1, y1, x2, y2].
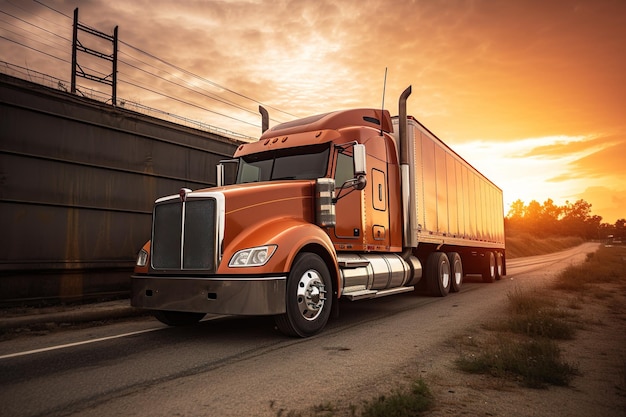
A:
[0, 74, 240, 304]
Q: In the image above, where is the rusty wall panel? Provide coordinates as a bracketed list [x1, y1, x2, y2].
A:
[0, 75, 241, 303]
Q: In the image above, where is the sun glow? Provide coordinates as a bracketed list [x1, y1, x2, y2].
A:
[452, 135, 596, 216]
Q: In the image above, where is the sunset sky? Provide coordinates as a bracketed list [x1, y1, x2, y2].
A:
[1, 0, 625, 223]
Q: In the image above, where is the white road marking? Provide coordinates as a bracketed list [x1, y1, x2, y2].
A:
[0, 327, 163, 360]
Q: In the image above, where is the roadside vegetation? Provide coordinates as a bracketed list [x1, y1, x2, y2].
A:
[455, 287, 579, 388]
[278, 192, 626, 416]
[505, 234, 583, 258]
[359, 379, 433, 417]
[505, 198, 624, 241]
[455, 244, 626, 389]
[504, 197, 624, 258]
[278, 378, 433, 417]
[552, 246, 626, 292]
[282, 236, 626, 416]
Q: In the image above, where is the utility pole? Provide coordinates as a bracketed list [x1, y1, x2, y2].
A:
[70, 8, 119, 106]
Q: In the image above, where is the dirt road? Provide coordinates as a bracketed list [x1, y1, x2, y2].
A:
[80, 243, 622, 416]
[2, 242, 623, 417]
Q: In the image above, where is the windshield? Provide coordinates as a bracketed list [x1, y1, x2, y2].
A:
[236, 144, 330, 184]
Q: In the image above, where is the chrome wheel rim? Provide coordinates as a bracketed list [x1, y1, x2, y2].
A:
[296, 269, 327, 321]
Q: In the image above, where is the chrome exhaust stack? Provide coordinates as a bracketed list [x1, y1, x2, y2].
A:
[259, 105, 269, 134]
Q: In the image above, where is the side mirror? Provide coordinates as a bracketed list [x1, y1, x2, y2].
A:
[352, 144, 367, 191]
[216, 164, 225, 187]
[353, 144, 366, 175]
[216, 159, 239, 187]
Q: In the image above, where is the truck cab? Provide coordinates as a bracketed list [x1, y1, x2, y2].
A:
[131, 87, 505, 337]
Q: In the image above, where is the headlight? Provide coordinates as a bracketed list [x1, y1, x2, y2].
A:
[136, 249, 149, 267]
[229, 245, 277, 267]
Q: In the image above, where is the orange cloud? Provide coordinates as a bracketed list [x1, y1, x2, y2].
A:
[550, 137, 626, 182]
[579, 186, 626, 224]
[2, 0, 626, 223]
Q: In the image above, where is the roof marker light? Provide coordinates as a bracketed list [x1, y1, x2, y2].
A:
[179, 188, 191, 202]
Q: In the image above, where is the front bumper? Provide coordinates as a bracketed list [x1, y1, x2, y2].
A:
[131, 275, 286, 315]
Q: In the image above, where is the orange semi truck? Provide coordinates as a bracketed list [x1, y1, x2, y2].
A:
[131, 86, 506, 337]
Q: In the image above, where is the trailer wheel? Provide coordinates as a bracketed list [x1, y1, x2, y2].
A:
[426, 252, 451, 297]
[495, 252, 504, 280]
[153, 310, 206, 326]
[275, 252, 332, 337]
[447, 252, 463, 292]
[482, 251, 496, 283]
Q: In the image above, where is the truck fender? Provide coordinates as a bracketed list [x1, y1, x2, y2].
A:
[221, 218, 340, 296]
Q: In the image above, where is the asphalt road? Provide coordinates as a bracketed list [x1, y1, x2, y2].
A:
[0, 243, 599, 417]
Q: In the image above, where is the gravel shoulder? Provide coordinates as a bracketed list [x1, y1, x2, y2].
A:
[405, 243, 626, 417]
[3, 243, 624, 417]
[423, 282, 626, 417]
[308, 242, 626, 417]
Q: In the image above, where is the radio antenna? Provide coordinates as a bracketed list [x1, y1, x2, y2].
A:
[380, 67, 388, 136]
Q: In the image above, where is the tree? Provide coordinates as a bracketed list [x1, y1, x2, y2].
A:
[615, 219, 626, 240]
[507, 199, 525, 220]
[505, 198, 606, 239]
[506, 199, 526, 233]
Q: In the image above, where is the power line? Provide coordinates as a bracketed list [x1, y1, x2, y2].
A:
[2, 1, 297, 134]
[119, 77, 260, 128]
[32, 0, 72, 20]
[0, 34, 67, 64]
[0, 9, 67, 43]
[0, 15, 70, 58]
[32, 0, 294, 119]
[118, 57, 256, 116]
[120, 40, 296, 119]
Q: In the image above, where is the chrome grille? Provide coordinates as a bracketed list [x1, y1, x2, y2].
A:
[151, 198, 217, 271]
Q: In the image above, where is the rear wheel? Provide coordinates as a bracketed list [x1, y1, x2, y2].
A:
[275, 253, 332, 337]
[495, 252, 504, 280]
[482, 251, 496, 283]
[447, 252, 463, 292]
[153, 310, 206, 326]
[425, 252, 451, 297]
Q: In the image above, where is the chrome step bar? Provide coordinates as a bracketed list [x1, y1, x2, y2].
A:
[343, 286, 415, 301]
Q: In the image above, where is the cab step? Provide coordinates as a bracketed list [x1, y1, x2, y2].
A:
[343, 286, 414, 301]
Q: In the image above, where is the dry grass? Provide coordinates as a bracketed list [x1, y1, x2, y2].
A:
[456, 289, 579, 388]
[456, 335, 578, 388]
[360, 379, 433, 417]
[552, 246, 626, 292]
[456, 245, 626, 389]
[505, 234, 583, 258]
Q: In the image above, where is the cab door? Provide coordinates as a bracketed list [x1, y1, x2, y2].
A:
[369, 167, 389, 248]
[332, 150, 365, 249]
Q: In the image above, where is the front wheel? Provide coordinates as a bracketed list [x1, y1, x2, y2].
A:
[275, 253, 333, 337]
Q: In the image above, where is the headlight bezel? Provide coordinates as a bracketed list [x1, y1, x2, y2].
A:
[228, 245, 277, 268]
[136, 249, 149, 267]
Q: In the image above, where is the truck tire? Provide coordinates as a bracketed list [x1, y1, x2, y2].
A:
[153, 310, 206, 326]
[482, 251, 496, 283]
[426, 252, 451, 297]
[274, 252, 332, 337]
[447, 252, 463, 292]
[495, 252, 504, 280]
